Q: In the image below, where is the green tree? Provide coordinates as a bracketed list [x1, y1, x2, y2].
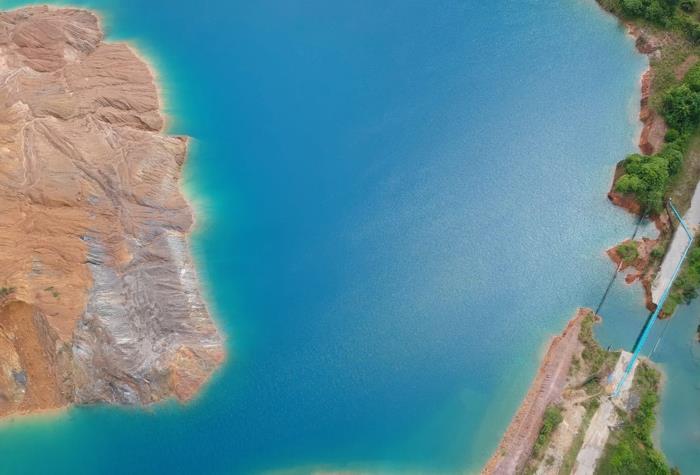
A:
[617, 241, 639, 263]
[661, 147, 683, 175]
[615, 174, 644, 193]
[681, 0, 697, 12]
[684, 63, 700, 91]
[663, 84, 700, 131]
[621, 0, 645, 16]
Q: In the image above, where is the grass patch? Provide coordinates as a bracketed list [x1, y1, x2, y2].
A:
[651, 240, 669, 262]
[617, 241, 640, 264]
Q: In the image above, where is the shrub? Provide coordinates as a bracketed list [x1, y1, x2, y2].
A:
[615, 174, 645, 194]
[651, 244, 666, 259]
[617, 241, 640, 263]
[684, 18, 700, 44]
[663, 84, 700, 132]
[661, 146, 684, 175]
[666, 244, 700, 314]
[615, 153, 671, 213]
[621, 0, 645, 16]
[664, 128, 680, 142]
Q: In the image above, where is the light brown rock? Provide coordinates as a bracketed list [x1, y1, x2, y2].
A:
[0, 6, 223, 417]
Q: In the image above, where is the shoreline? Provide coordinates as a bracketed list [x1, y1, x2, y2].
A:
[485, 5, 680, 472]
[597, 1, 700, 318]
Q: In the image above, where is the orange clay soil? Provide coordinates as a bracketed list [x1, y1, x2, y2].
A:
[0, 301, 66, 415]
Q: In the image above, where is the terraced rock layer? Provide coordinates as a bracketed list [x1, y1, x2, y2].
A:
[0, 6, 223, 417]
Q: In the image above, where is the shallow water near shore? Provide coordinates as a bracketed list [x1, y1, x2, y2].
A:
[1, 0, 698, 473]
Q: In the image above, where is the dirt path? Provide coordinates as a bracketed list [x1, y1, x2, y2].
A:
[482, 309, 587, 475]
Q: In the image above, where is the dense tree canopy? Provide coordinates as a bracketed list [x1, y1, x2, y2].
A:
[615, 153, 673, 213]
[663, 84, 700, 131]
[620, 0, 678, 24]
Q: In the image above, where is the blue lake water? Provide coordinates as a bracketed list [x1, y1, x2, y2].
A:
[1, 0, 698, 473]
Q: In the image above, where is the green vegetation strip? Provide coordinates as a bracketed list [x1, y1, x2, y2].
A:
[534, 406, 564, 459]
[580, 314, 619, 381]
[524, 405, 565, 475]
[664, 238, 700, 313]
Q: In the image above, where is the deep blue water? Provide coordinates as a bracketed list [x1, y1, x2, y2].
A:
[1, 0, 698, 473]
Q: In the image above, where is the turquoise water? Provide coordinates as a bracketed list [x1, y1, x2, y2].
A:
[1, 0, 698, 473]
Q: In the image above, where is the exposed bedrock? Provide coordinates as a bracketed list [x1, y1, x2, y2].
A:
[0, 6, 223, 416]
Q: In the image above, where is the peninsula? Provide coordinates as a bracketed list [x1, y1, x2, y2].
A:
[0, 6, 223, 417]
[483, 310, 672, 475]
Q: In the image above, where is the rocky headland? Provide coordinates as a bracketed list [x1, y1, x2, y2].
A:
[0, 6, 223, 417]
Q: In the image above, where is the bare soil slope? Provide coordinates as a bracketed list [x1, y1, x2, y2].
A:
[0, 6, 223, 417]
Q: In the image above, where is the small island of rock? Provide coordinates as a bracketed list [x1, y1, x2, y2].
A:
[0, 6, 223, 417]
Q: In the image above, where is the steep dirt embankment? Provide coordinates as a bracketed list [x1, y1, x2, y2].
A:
[0, 6, 223, 417]
[482, 309, 588, 475]
[607, 25, 667, 213]
[628, 25, 667, 156]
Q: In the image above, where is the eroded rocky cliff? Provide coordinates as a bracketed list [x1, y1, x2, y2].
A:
[0, 6, 223, 417]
